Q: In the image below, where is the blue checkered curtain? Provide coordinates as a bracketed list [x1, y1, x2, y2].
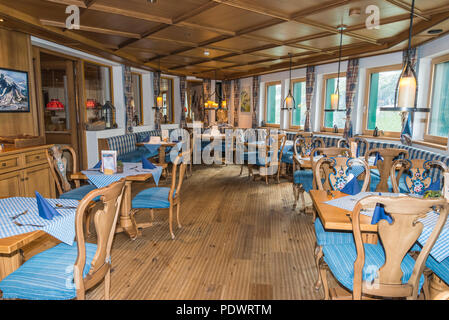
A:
[401, 48, 418, 146]
[180, 76, 186, 128]
[304, 66, 315, 132]
[123, 66, 134, 134]
[202, 79, 211, 126]
[252, 76, 260, 128]
[233, 79, 241, 127]
[344, 59, 359, 139]
[153, 71, 161, 130]
[223, 80, 232, 125]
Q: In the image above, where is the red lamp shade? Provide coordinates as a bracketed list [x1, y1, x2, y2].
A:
[86, 99, 97, 109]
[46, 99, 64, 111]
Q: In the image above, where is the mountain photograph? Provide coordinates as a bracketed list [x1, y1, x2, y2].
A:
[0, 69, 29, 112]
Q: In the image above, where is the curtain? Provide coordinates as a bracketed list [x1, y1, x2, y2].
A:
[401, 47, 418, 146]
[304, 66, 315, 132]
[202, 79, 211, 126]
[252, 76, 260, 128]
[123, 66, 134, 134]
[223, 80, 232, 125]
[180, 76, 186, 128]
[233, 79, 241, 128]
[153, 71, 161, 130]
[343, 59, 360, 139]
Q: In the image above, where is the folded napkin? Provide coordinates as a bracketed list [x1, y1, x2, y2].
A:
[142, 156, 156, 169]
[93, 160, 102, 169]
[35, 191, 61, 220]
[340, 174, 361, 196]
[371, 203, 393, 225]
[373, 152, 384, 166]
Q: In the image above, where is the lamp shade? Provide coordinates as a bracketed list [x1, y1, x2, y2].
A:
[331, 93, 339, 110]
[283, 92, 295, 110]
[157, 96, 163, 108]
[46, 99, 64, 111]
[86, 99, 96, 109]
[398, 75, 417, 109]
[221, 100, 227, 109]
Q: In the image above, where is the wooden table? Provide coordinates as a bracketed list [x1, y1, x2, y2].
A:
[309, 189, 378, 243]
[71, 167, 166, 240]
[0, 230, 46, 281]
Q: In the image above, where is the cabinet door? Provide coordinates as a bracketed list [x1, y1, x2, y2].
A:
[0, 171, 24, 198]
[23, 164, 55, 198]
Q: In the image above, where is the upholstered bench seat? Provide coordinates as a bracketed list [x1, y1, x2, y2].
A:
[0, 242, 97, 300]
[59, 184, 97, 201]
[322, 242, 425, 292]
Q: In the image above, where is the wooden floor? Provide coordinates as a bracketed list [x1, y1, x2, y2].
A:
[78, 165, 321, 299]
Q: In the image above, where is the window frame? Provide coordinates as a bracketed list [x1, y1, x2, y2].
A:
[160, 76, 175, 124]
[289, 77, 306, 129]
[362, 64, 403, 138]
[131, 72, 144, 126]
[424, 53, 449, 146]
[264, 80, 282, 128]
[320, 72, 347, 133]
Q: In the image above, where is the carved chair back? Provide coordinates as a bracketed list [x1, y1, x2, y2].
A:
[46, 145, 80, 195]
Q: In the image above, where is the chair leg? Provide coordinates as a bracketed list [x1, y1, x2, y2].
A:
[314, 244, 324, 290]
[300, 189, 306, 214]
[240, 164, 244, 176]
[104, 268, 111, 300]
[319, 260, 330, 300]
[176, 203, 181, 228]
[169, 205, 175, 240]
[293, 184, 298, 209]
[265, 175, 268, 185]
[149, 209, 154, 226]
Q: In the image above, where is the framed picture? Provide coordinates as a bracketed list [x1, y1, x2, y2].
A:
[0, 68, 30, 112]
[240, 86, 251, 113]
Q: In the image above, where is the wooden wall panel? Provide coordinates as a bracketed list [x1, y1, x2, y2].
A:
[0, 29, 39, 137]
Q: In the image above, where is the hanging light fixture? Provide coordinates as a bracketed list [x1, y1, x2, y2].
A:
[281, 53, 296, 111]
[203, 70, 226, 110]
[380, 0, 429, 113]
[153, 59, 163, 110]
[329, 25, 346, 111]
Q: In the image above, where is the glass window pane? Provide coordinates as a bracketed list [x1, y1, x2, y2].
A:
[324, 77, 346, 129]
[84, 62, 112, 124]
[429, 61, 449, 138]
[131, 73, 142, 126]
[266, 84, 281, 125]
[292, 81, 306, 127]
[367, 70, 402, 132]
[160, 77, 173, 123]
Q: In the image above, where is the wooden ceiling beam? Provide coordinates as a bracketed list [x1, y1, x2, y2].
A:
[384, 0, 431, 21]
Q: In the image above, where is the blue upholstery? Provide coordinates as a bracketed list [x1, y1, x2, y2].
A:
[0, 242, 97, 300]
[282, 150, 294, 164]
[323, 242, 425, 292]
[59, 184, 97, 201]
[426, 254, 449, 285]
[293, 170, 314, 192]
[315, 217, 354, 246]
[132, 187, 176, 209]
[105, 130, 161, 163]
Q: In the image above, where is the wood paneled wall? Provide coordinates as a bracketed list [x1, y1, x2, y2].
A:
[0, 29, 39, 137]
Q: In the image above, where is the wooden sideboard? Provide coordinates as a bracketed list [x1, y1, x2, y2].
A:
[0, 144, 55, 199]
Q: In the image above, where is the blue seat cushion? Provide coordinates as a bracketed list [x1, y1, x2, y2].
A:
[293, 170, 314, 192]
[132, 187, 176, 209]
[315, 217, 354, 246]
[370, 170, 409, 193]
[282, 150, 294, 164]
[0, 242, 97, 300]
[59, 184, 97, 201]
[426, 253, 449, 285]
[323, 242, 425, 292]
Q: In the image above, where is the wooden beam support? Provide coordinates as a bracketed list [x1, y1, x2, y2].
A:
[384, 0, 431, 21]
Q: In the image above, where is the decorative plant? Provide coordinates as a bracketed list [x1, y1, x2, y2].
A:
[424, 190, 442, 198]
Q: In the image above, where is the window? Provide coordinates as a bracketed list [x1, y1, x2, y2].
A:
[364, 65, 402, 136]
[426, 54, 449, 145]
[83, 61, 113, 125]
[265, 81, 281, 126]
[131, 73, 143, 126]
[321, 73, 346, 132]
[160, 77, 174, 123]
[291, 79, 306, 128]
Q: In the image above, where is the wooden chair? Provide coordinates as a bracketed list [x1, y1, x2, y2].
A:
[311, 147, 351, 191]
[0, 179, 126, 300]
[319, 195, 448, 300]
[131, 151, 189, 239]
[366, 148, 409, 192]
[248, 133, 287, 184]
[433, 291, 449, 300]
[292, 134, 325, 212]
[391, 159, 448, 195]
[337, 137, 370, 157]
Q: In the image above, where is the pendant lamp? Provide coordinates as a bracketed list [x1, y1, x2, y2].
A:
[281, 53, 296, 111]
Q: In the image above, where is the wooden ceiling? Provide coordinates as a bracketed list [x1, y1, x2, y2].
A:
[1, 0, 449, 79]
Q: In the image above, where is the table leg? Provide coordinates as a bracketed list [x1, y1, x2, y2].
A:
[0, 251, 22, 281]
[117, 180, 139, 240]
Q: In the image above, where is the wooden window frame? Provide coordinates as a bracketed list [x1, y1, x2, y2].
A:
[424, 53, 449, 146]
[161, 76, 175, 124]
[362, 64, 402, 138]
[131, 72, 144, 126]
[264, 81, 282, 128]
[320, 72, 346, 133]
[289, 77, 306, 129]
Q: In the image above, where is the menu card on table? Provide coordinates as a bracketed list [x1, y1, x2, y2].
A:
[101, 150, 117, 175]
[162, 130, 169, 142]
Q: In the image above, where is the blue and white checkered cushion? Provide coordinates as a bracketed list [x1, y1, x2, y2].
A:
[132, 187, 176, 209]
[315, 217, 354, 246]
[107, 134, 137, 156]
[0, 242, 97, 300]
[323, 242, 425, 292]
[426, 254, 449, 285]
[293, 170, 314, 192]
